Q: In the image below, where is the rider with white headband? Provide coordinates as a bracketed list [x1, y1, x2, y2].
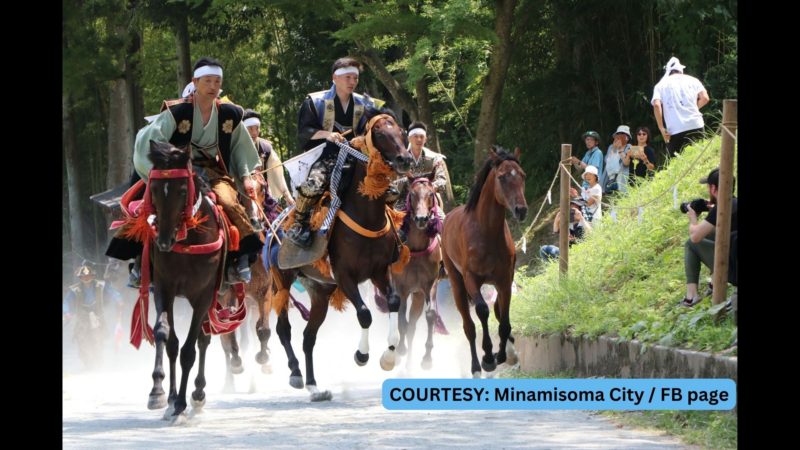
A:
[390, 121, 452, 219]
[121, 57, 263, 284]
[288, 56, 384, 248]
[651, 56, 710, 156]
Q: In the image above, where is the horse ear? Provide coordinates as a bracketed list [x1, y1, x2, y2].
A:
[514, 147, 521, 160]
[488, 145, 499, 160]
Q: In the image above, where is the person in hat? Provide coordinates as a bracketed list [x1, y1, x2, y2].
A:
[539, 198, 592, 261]
[581, 165, 602, 224]
[680, 167, 737, 307]
[63, 263, 124, 348]
[288, 56, 384, 248]
[601, 125, 632, 194]
[110, 57, 263, 284]
[651, 56, 710, 156]
[571, 130, 604, 189]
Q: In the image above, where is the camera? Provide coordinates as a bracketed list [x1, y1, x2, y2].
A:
[680, 198, 709, 214]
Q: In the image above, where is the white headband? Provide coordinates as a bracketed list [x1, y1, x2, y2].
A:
[333, 66, 360, 76]
[659, 57, 685, 85]
[408, 128, 427, 138]
[243, 118, 261, 128]
[194, 65, 223, 79]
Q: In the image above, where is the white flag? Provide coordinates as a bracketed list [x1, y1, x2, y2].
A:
[283, 143, 326, 197]
[521, 236, 527, 254]
[546, 189, 552, 205]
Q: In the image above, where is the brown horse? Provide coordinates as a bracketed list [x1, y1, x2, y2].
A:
[393, 176, 444, 370]
[441, 145, 527, 377]
[271, 111, 412, 401]
[219, 181, 277, 391]
[141, 141, 224, 421]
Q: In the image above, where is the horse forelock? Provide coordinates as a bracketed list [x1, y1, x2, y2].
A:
[149, 143, 190, 169]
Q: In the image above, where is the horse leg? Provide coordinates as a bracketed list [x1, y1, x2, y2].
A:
[370, 275, 400, 371]
[191, 323, 211, 412]
[148, 287, 173, 410]
[255, 291, 272, 373]
[405, 291, 425, 370]
[303, 289, 333, 402]
[396, 289, 410, 356]
[162, 303, 179, 419]
[421, 289, 436, 370]
[493, 282, 517, 366]
[443, 258, 481, 377]
[220, 332, 236, 394]
[171, 307, 205, 419]
[337, 278, 372, 367]
[463, 275, 496, 373]
[276, 308, 304, 389]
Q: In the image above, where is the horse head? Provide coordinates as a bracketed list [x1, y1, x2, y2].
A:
[147, 140, 195, 252]
[489, 145, 528, 221]
[364, 109, 412, 174]
[407, 175, 438, 230]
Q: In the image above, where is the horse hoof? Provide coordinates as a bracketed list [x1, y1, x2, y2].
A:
[231, 364, 245, 375]
[354, 350, 369, 366]
[481, 358, 496, 373]
[261, 364, 273, 374]
[255, 351, 270, 365]
[421, 357, 433, 371]
[310, 390, 333, 402]
[170, 412, 189, 426]
[380, 349, 396, 371]
[161, 404, 176, 420]
[472, 371, 481, 379]
[148, 393, 167, 410]
[289, 376, 304, 389]
[495, 352, 507, 365]
[396, 343, 407, 356]
[505, 342, 519, 366]
[191, 393, 206, 410]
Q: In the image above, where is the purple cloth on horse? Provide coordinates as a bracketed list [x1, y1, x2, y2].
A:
[263, 196, 280, 223]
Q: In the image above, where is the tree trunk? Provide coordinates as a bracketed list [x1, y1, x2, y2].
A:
[415, 77, 440, 153]
[175, 15, 192, 97]
[127, 12, 145, 131]
[473, 0, 518, 168]
[63, 93, 85, 254]
[356, 45, 419, 120]
[107, 78, 134, 188]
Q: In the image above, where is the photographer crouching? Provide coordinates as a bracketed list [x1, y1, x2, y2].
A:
[680, 167, 737, 308]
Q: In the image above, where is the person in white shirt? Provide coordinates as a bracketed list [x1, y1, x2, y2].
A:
[651, 56, 710, 156]
[581, 165, 602, 224]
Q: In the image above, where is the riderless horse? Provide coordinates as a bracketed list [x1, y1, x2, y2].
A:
[269, 111, 412, 401]
[441, 145, 527, 377]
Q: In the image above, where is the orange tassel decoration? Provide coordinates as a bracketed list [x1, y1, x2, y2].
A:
[330, 287, 348, 312]
[357, 145, 395, 200]
[311, 254, 332, 278]
[385, 206, 406, 230]
[228, 225, 240, 251]
[119, 214, 155, 243]
[390, 244, 411, 274]
[270, 266, 290, 314]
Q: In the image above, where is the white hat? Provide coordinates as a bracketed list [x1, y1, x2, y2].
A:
[583, 165, 599, 179]
[612, 125, 631, 140]
[664, 56, 685, 74]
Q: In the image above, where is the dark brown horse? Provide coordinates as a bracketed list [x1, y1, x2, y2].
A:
[271, 112, 412, 401]
[441, 145, 527, 377]
[142, 141, 225, 421]
[393, 177, 444, 370]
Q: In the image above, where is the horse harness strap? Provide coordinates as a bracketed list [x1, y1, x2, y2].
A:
[409, 236, 439, 258]
[335, 208, 391, 238]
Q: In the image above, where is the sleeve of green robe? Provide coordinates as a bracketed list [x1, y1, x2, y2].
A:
[133, 111, 176, 181]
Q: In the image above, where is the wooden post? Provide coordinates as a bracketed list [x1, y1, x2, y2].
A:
[712, 99, 737, 305]
[559, 144, 571, 276]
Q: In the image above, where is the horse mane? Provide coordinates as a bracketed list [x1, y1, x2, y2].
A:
[147, 141, 190, 169]
[465, 145, 519, 212]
